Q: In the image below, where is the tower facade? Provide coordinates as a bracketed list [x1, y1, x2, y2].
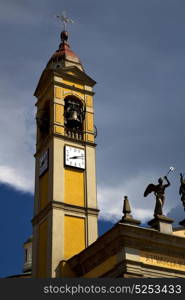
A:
[32, 31, 99, 278]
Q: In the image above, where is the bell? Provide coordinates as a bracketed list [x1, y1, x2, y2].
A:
[67, 109, 81, 128]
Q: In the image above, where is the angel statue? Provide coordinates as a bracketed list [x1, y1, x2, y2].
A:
[179, 173, 185, 211]
[144, 176, 171, 217]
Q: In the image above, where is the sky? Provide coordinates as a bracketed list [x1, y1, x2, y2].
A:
[1, 0, 185, 277]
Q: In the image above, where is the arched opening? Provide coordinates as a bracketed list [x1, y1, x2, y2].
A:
[64, 96, 85, 139]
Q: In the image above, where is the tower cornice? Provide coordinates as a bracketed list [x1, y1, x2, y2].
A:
[34, 66, 96, 99]
[32, 200, 99, 226]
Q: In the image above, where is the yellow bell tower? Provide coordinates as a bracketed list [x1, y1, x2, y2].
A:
[32, 30, 99, 278]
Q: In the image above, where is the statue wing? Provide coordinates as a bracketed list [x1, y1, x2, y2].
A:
[179, 185, 183, 195]
[144, 184, 156, 197]
[179, 186, 181, 195]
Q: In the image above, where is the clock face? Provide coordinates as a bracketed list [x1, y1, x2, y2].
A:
[65, 146, 85, 170]
[39, 149, 48, 176]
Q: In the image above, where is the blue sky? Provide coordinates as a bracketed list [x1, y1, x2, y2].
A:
[0, 184, 114, 277]
[1, 0, 185, 277]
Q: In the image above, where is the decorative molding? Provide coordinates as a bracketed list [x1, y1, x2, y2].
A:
[53, 81, 95, 96]
[32, 200, 99, 225]
[68, 223, 185, 277]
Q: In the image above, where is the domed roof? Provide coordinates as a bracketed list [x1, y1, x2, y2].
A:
[46, 31, 84, 72]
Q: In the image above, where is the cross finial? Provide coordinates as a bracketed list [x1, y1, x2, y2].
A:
[56, 11, 74, 31]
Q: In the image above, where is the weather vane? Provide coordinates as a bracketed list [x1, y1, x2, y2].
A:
[56, 11, 74, 31]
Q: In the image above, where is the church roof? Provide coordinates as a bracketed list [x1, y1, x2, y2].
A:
[66, 222, 185, 277]
[46, 31, 84, 72]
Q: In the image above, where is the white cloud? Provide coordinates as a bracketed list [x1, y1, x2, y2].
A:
[0, 165, 33, 193]
[0, 87, 35, 194]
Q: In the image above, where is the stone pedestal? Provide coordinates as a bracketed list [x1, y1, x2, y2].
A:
[179, 219, 185, 227]
[120, 215, 141, 225]
[148, 215, 174, 234]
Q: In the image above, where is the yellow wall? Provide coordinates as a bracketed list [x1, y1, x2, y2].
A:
[83, 255, 117, 278]
[86, 134, 94, 143]
[62, 79, 84, 90]
[63, 90, 85, 103]
[55, 104, 64, 124]
[37, 219, 48, 277]
[140, 251, 185, 272]
[54, 125, 64, 135]
[64, 169, 85, 206]
[39, 171, 48, 210]
[54, 103, 64, 135]
[64, 215, 85, 259]
[87, 112, 94, 131]
[54, 86, 62, 99]
[86, 96, 93, 107]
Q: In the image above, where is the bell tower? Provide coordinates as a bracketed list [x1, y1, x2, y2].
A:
[32, 30, 99, 277]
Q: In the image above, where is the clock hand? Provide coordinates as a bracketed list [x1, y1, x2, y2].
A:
[70, 155, 84, 159]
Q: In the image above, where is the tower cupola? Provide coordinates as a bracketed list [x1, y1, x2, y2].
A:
[46, 31, 84, 72]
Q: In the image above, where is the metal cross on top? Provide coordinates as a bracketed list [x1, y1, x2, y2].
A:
[56, 11, 74, 31]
